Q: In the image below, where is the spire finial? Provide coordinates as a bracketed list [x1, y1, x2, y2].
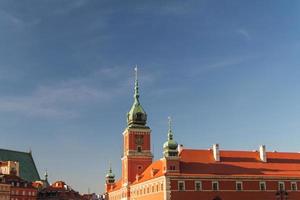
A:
[168, 116, 173, 140]
[109, 161, 112, 173]
[134, 65, 140, 103]
[44, 169, 48, 181]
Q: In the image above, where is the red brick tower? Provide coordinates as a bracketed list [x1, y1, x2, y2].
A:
[122, 67, 153, 185]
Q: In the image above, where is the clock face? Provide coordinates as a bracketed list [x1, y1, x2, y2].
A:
[135, 135, 144, 145]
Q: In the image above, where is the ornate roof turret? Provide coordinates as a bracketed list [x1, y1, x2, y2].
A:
[105, 164, 115, 184]
[127, 66, 147, 128]
[163, 117, 179, 157]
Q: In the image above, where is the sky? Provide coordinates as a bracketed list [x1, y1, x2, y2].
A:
[1, 0, 300, 194]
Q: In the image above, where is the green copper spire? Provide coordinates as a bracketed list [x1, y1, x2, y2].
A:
[127, 66, 147, 127]
[163, 117, 178, 157]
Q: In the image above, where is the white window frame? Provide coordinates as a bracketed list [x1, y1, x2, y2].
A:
[291, 182, 298, 191]
[259, 181, 266, 191]
[212, 181, 219, 191]
[195, 181, 202, 191]
[278, 181, 285, 191]
[178, 181, 185, 191]
[236, 181, 243, 191]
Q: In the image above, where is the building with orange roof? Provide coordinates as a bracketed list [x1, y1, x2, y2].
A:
[104, 68, 300, 200]
[38, 181, 84, 200]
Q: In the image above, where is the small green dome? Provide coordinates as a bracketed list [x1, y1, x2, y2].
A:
[127, 102, 147, 126]
[163, 117, 179, 157]
[163, 139, 178, 150]
[106, 166, 115, 184]
[105, 170, 115, 179]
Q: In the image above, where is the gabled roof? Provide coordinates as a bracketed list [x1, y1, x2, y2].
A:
[179, 149, 300, 178]
[0, 149, 40, 182]
[132, 159, 164, 185]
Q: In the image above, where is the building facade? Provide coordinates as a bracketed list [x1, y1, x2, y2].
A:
[0, 182, 10, 200]
[1, 174, 37, 200]
[38, 181, 84, 200]
[104, 69, 300, 200]
[0, 161, 20, 177]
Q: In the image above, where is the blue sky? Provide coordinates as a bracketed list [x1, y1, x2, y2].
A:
[1, 0, 300, 194]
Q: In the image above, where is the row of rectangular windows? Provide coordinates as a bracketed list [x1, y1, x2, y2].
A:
[11, 190, 36, 196]
[178, 181, 298, 191]
[131, 183, 164, 197]
[109, 183, 164, 200]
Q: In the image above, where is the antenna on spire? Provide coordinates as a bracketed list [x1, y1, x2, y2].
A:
[133, 65, 140, 103]
[109, 161, 112, 172]
[167, 116, 174, 140]
[44, 169, 48, 181]
[168, 116, 172, 133]
[134, 65, 138, 82]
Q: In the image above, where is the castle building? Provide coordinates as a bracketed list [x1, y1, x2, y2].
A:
[104, 68, 300, 200]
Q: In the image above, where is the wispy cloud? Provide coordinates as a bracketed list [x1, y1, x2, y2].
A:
[0, 9, 41, 28]
[52, 0, 88, 15]
[187, 55, 257, 77]
[237, 29, 251, 41]
[0, 67, 129, 118]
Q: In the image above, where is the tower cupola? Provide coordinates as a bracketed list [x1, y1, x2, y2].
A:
[127, 66, 147, 127]
[105, 165, 115, 184]
[163, 117, 179, 157]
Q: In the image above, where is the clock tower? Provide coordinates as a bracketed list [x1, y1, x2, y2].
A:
[122, 67, 153, 184]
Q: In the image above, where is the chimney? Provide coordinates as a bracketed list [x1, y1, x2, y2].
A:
[259, 145, 267, 162]
[212, 144, 220, 162]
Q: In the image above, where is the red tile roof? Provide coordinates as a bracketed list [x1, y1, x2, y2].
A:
[132, 159, 164, 185]
[107, 179, 122, 192]
[107, 148, 300, 193]
[179, 149, 300, 178]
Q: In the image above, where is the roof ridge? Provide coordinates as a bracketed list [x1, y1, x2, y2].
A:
[0, 148, 30, 154]
[181, 148, 300, 154]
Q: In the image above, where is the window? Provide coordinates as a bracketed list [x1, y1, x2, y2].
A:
[137, 146, 142, 152]
[169, 165, 176, 170]
[291, 182, 297, 191]
[212, 181, 219, 191]
[279, 182, 285, 191]
[259, 181, 266, 191]
[236, 181, 243, 191]
[136, 113, 143, 121]
[178, 181, 185, 191]
[195, 181, 202, 191]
